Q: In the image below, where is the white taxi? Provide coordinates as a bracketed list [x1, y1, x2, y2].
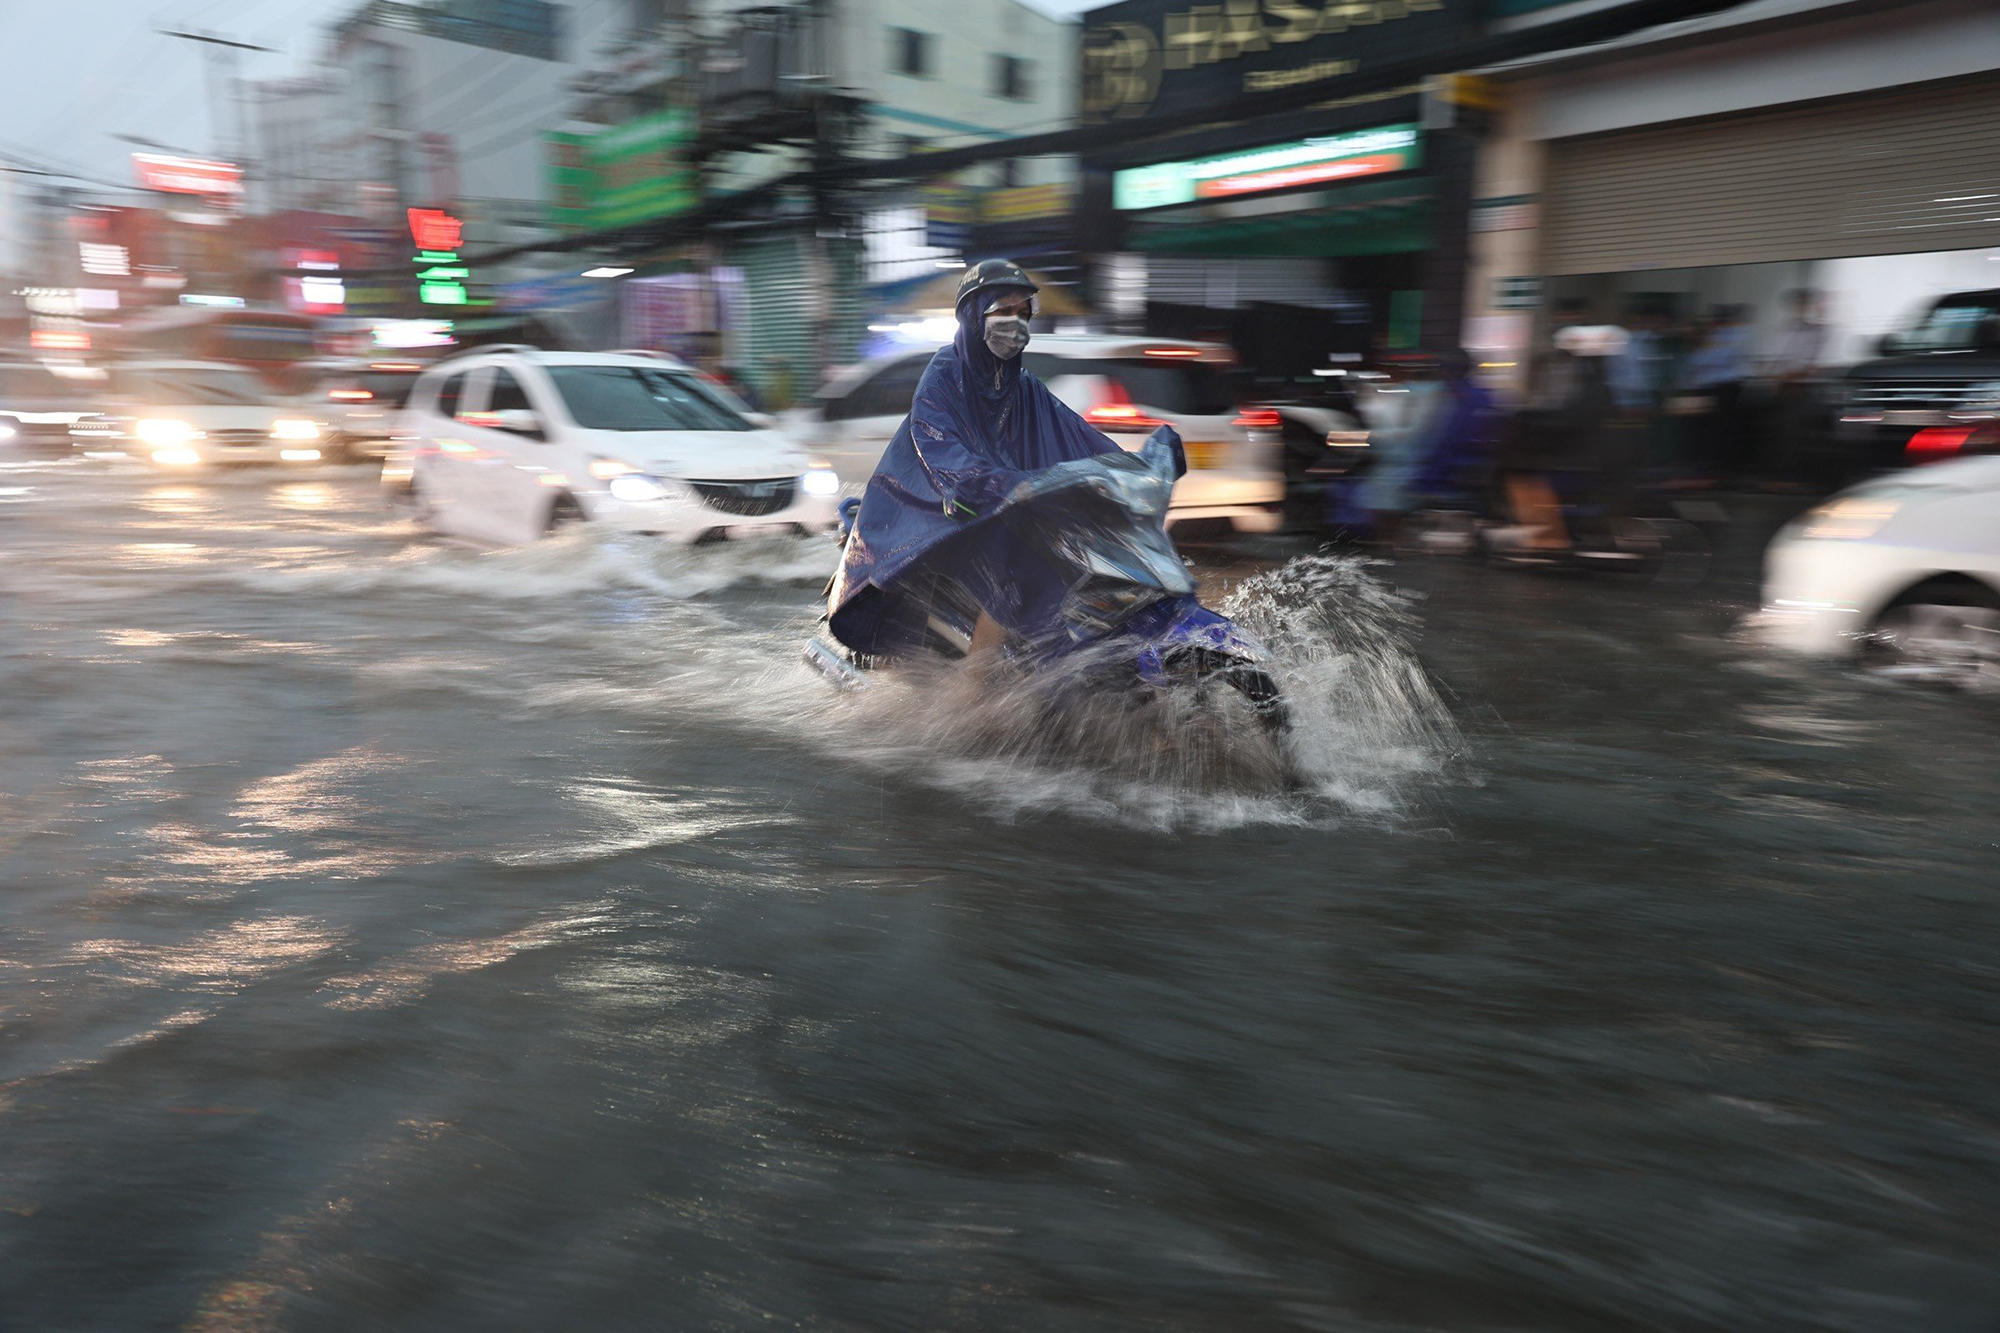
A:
[791, 335, 1283, 533]
[1758, 454, 2000, 678]
[391, 348, 839, 545]
[69, 361, 327, 466]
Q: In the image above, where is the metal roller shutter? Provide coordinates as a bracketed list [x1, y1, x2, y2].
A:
[1542, 71, 2000, 276]
[732, 230, 865, 404]
[1142, 256, 1345, 308]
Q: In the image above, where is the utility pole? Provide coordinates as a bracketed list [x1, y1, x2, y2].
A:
[156, 29, 277, 166]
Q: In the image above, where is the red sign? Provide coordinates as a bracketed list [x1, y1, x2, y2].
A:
[407, 207, 464, 251]
[1196, 153, 1408, 200]
[31, 330, 91, 351]
[132, 153, 242, 198]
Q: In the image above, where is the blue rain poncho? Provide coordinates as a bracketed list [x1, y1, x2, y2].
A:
[828, 290, 1176, 656]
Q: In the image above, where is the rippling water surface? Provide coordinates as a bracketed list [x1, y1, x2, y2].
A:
[3, 456, 1999, 1332]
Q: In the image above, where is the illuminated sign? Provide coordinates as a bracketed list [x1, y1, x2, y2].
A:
[415, 252, 470, 305]
[1112, 124, 1420, 210]
[373, 319, 457, 349]
[1081, 0, 1456, 123]
[407, 208, 464, 251]
[31, 330, 91, 351]
[287, 248, 346, 314]
[79, 242, 130, 276]
[407, 211, 474, 305]
[180, 294, 247, 308]
[132, 152, 243, 198]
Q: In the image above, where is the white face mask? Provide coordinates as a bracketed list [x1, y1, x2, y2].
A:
[983, 313, 1030, 361]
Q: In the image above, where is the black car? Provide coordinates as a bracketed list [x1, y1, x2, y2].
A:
[1834, 289, 2000, 473]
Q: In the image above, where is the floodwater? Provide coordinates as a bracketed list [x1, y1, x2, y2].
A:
[3, 457, 1999, 1332]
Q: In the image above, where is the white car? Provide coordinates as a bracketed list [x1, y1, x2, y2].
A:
[392, 347, 839, 545]
[69, 360, 326, 466]
[1758, 454, 2000, 676]
[790, 334, 1283, 533]
[301, 360, 429, 462]
[0, 361, 102, 451]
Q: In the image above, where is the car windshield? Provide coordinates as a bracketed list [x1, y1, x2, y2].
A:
[0, 366, 87, 403]
[123, 369, 268, 404]
[548, 365, 751, 432]
[355, 372, 419, 405]
[1897, 298, 2000, 352]
[1024, 354, 1236, 415]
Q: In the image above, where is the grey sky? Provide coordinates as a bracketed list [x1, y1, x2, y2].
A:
[0, 0, 1100, 222]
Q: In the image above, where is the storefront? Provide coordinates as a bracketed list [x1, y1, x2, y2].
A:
[1467, 0, 2000, 377]
[1077, 0, 1481, 365]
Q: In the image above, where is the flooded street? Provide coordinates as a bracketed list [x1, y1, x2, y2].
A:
[5, 456, 2000, 1332]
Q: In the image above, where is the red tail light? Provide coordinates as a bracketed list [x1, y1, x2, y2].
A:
[1908, 423, 2000, 460]
[1084, 381, 1167, 434]
[1907, 426, 1976, 458]
[330, 388, 373, 401]
[1233, 408, 1282, 429]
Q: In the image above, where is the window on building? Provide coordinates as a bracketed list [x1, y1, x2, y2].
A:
[992, 54, 1030, 101]
[889, 27, 931, 77]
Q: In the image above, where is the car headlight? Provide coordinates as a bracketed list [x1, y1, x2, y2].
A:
[150, 446, 203, 467]
[0, 423, 15, 441]
[136, 418, 198, 447]
[801, 466, 840, 497]
[271, 418, 321, 441]
[589, 458, 636, 480]
[607, 473, 671, 503]
[1798, 494, 1904, 541]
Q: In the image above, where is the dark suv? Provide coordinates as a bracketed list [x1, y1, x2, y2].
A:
[1836, 290, 2000, 472]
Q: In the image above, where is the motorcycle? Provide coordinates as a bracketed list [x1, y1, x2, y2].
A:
[804, 430, 1295, 767]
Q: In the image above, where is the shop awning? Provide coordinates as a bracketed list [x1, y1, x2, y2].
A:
[1124, 177, 1434, 258]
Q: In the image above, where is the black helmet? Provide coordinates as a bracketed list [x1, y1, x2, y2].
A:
[956, 259, 1038, 311]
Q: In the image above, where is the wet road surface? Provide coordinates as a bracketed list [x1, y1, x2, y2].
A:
[3, 455, 1999, 1331]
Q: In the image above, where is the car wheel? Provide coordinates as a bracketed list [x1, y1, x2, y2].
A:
[1861, 580, 2000, 685]
[544, 492, 585, 536]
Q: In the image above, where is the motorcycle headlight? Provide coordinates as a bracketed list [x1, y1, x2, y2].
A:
[136, 418, 198, 447]
[607, 473, 670, 503]
[271, 418, 321, 441]
[801, 466, 840, 497]
[1798, 493, 1904, 541]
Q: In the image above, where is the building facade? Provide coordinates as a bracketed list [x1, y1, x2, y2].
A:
[1464, 0, 2000, 378]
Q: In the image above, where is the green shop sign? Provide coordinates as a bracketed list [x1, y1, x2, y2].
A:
[546, 109, 697, 232]
[1113, 123, 1420, 211]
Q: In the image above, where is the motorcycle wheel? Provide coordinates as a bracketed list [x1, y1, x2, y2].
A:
[1164, 648, 1303, 791]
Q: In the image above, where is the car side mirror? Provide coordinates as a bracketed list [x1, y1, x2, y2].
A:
[493, 408, 544, 437]
[1876, 333, 1905, 357]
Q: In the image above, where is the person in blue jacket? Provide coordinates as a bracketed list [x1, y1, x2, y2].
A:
[827, 260, 1182, 658]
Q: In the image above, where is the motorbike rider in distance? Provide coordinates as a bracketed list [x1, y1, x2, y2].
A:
[826, 259, 1187, 663]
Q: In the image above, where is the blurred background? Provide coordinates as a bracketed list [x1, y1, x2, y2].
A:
[6, 2, 2000, 1330]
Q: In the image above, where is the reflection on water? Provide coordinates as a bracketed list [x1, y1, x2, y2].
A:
[2, 466, 1999, 1330]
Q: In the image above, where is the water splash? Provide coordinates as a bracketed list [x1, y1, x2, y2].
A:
[799, 554, 1465, 829]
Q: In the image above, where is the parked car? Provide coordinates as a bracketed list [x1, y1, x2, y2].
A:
[0, 361, 103, 452]
[1757, 452, 2000, 680]
[67, 360, 326, 466]
[789, 335, 1284, 534]
[1831, 289, 2000, 475]
[390, 347, 839, 545]
[301, 360, 429, 462]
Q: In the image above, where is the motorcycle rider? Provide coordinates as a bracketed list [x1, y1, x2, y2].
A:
[827, 260, 1183, 660]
